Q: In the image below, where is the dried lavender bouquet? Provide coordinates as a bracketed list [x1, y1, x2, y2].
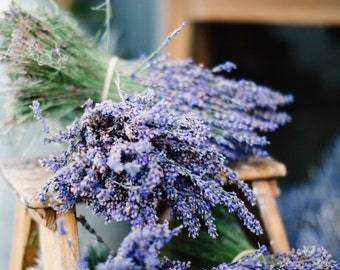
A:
[0, 3, 293, 162]
[2, 1, 292, 259]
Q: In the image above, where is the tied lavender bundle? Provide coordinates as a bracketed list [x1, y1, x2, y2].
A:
[31, 91, 262, 238]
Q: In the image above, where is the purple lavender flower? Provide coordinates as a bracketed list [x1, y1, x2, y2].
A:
[211, 245, 340, 270]
[133, 57, 293, 161]
[279, 136, 340, 261]
[57, 217, 68, 235]
[96, 222, 190, 270]
[212, 61, 237, 73]
[29, 100, 50, 134]
[33, 91, 262, 238]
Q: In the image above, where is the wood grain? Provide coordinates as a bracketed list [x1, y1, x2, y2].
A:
[9, 202, 39, 270]
[165, 0, 340, 60]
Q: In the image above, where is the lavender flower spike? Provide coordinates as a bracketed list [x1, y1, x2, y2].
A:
[29, 100, 50, 134]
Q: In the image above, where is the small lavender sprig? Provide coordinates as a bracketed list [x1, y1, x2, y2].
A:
[32, 91, 262, 238]
[96, 222, 190, 270]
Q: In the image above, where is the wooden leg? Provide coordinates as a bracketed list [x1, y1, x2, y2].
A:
[39, 207, 80, 270]
[252, 180, 290, 253]
[10, 201, 39, 270]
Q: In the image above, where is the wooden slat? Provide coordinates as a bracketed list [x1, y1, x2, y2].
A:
[180, 0, 340, 25]
[0, 159, 52, 209]
[165, 0, 340, 60]
[230, 157, 286, 181]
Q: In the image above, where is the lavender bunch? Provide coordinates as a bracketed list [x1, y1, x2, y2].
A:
[212, 245, 340, 270]
[0, 3, 141, 125]
[95, 222, 190, 270]
[0, 3, 293, 166]
[80, 226, 340, 270]
[133, 58, 293, 161]
[32, 91, 262, 238]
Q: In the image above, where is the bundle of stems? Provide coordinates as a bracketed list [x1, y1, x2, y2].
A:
[0, 3, 142, 126]
[162, 206, 255, 270]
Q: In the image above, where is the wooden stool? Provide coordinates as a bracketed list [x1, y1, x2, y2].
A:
[1, 157, 289, 269]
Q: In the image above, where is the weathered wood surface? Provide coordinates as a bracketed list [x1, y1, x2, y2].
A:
[230, 157, 286, 181]
[1, 158, 81, 270]
[0, 158, 52, 209]
[39, 208, 80, 270]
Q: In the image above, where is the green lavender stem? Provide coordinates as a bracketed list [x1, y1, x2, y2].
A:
[0, 3, 143, 126]
[162, 206, 255, 270]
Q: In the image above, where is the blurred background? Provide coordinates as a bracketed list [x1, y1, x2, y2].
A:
[1, 0, 340, 269]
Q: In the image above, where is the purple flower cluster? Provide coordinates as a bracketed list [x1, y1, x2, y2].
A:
[134, 57, 293, 161]
[82, 224, 339, 270]
[212, 245, 340, 270]
[32, 91, 262, 238]
[96, 222, 190, 270]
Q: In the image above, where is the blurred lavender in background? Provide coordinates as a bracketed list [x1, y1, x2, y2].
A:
[278, 135, 340, 260]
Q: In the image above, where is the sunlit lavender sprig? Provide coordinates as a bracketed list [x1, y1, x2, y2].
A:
[32, 91, 262, 238]
[96, 222, 190, 270]
[133, 58, 293, 161]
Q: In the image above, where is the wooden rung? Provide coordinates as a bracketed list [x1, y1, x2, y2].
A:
[230, 157, 286, 181]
